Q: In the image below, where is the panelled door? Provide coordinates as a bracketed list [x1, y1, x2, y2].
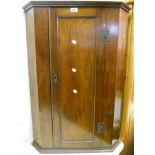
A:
[50, 8, 116, 149]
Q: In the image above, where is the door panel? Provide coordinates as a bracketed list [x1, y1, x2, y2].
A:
[59, 18, 96, 142]
[50, 8, 116, 149]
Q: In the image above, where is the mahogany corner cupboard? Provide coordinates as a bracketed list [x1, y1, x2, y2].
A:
[23, 1, 130, 153]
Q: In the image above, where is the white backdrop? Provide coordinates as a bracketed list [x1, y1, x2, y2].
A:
[0, 0, 33, 154]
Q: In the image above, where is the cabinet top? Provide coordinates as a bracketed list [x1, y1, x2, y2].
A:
[23, 1, 130, 12]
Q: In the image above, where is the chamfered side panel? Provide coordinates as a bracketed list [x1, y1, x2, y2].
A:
[119, 6, 134, 155]
[95, 8, 119, 145]
[113, 8, 128, 139]
[33, 8, 53, 148]
[25, 8, 41, 146]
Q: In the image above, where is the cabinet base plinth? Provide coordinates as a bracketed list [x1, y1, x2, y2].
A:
[32, 140, 123, 154]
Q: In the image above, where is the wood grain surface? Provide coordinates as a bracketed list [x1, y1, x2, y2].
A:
[51, 8, 98, 148]
[24, 2, 130, 151]
[26, 8, 53, 148]
[120, 3, 134, 155]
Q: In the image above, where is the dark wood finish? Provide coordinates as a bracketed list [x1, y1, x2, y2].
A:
[95, 8, 120, 145]
[24, 1, 130, 152]
[25, 8, 53, 148]
[56, 7, 97, 17]
[34, 8, 53, 148]
[51, 8, 97, 148]
[59, 18, 95, 142]
[113, 8, 128, 139]
[23, 1, 130, 12]
[25, 8, 41, 146]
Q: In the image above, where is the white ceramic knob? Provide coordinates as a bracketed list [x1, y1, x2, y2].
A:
[73, 89, 78, 94]
[72, 68, 77, 72]
[71, 40, 77, 44]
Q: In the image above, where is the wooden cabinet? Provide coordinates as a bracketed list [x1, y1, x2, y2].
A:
[23, 1, 130, 153]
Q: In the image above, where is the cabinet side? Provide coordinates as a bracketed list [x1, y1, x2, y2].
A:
[25, 8, 53, 149]
[113, 8, 128, 138]
[95, 8, 120, 144]
[25, 8, 41, 146]
[33, 8, 53, 148]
